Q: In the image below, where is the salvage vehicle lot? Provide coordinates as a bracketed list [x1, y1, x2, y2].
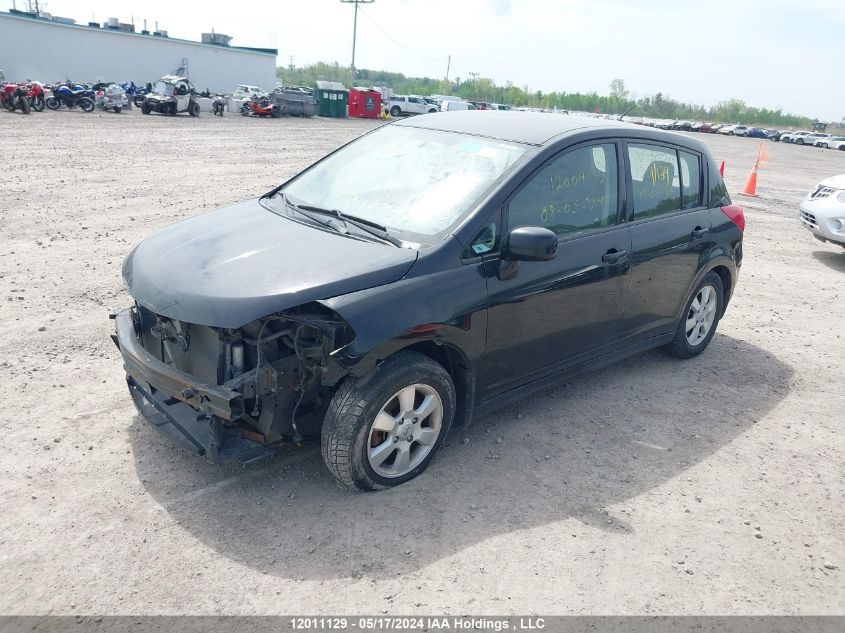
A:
[1, 110, 843, 614]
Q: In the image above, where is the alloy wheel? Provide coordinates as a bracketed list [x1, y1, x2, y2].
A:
[685, 285, 718, 346]
[367, 384, 443, 478]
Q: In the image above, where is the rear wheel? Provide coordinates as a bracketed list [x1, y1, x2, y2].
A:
[3, 97, 15, 112]
[321, 351, 455, 491]
[133, 95, 146, 108]
[114, 105, 122, 114]
[31, 95, 45, 112]
[142, 102, 152, 115]
[189, 101, 200, 117]
[796, 138, 804, 145]
[664, 272, 724, 359]
[19, 96, 31, 114]
[390, 105, 401, 117]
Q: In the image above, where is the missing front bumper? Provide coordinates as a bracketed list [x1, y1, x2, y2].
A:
[113, 309, 273, 465]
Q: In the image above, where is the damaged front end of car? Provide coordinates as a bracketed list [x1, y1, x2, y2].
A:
[111, 302, 353, 464]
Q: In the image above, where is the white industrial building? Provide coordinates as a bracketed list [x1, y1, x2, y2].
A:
[0, 10, 277, 93]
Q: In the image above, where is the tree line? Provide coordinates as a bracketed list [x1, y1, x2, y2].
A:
[278, 63, 834, 129]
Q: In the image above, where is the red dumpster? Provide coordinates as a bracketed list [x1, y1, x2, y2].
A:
[348, 87, 382, 119]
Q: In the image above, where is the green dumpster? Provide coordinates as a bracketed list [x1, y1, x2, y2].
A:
[315, 80, 348, 118]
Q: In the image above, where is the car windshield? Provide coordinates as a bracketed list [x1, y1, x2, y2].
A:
[279, 125, 527, 242]
[154, 81, 174, 95]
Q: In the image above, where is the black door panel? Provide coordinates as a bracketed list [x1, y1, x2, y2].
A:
[622, 209, 712, 341]
[482, 226, 632, 397]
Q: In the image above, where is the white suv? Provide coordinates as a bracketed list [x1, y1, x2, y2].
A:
[799, 174, 845, 248]
[781, 130, 811, 143]
[387, 95, 438, 117]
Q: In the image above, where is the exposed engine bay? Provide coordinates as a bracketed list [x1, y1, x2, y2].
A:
[114, 302, 353, 462]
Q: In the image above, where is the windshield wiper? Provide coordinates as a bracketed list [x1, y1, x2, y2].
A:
[268, 192, 348, 234]
[286, 198, 403, 248]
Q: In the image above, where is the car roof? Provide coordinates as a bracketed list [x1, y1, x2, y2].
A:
[395, 111, 660, 146]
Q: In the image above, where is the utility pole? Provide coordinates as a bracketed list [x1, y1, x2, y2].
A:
[340, 0, 374, 81]
[289, 55, 295, 71]
[445, 55, 451, 82]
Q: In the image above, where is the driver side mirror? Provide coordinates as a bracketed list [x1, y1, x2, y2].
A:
[498, 226, 557, 281]
[503, 226, 558, 262]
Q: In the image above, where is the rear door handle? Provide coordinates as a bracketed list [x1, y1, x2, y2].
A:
[691, 227, 710, 239]
[602, 249, 628, 264]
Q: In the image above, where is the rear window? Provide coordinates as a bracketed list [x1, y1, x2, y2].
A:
[627, 143, 681, 219]
[679, 151, 702, 209]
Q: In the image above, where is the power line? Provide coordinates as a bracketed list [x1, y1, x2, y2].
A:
[357, 5, 449, 62]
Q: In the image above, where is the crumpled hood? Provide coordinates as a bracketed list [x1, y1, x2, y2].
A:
[122, 199, 417, 328]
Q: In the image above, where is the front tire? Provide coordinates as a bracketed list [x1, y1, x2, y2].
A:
[79, 97, 94, 113]
[321, 351, 456, 491]
[114, 105, 122, 114]
[390, 105, 401, 117]
[796, 138, 804, 145]
[664, 272, 724, 359]
[19, 96, 31, 114]
[142, 102, 152, 115]
[189, 101, 200, 117]
[45, 96, 59, 110]
[31, 96, 45, 112]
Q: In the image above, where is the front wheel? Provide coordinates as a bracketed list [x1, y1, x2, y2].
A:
[796, 138, 804, 145]
[133, 95, 146, 108]
[79, 97, 94, 113]
[31, 96, 45, 112]
[114, 105, 122, 114]
[321, 351, 456, 491]
[189, 101, 200, 117]
[45, 96, 60, 110]
[141, 102, 152, 115]
[390, 105, 401, 117]
[19, 96, 31, 114]
[664, 272, 724, 359]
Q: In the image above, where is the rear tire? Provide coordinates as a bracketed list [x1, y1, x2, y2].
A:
[133, 95, 146, 108]
[796, 138, 804, 145]
[114, 105, 122, 114]
[321, 351, 456, 491]
[189, 101, 200, 117]
[19, 96, 31, 114]
[390, 105, 401, 117]
[45, 96, 59, 110]
[31, 96, 44, 112]
[142, 102, 152, 115]
[664, 272, 724, 359]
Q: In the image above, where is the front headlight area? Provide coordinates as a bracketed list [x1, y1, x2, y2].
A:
[132, 302, 354, 444]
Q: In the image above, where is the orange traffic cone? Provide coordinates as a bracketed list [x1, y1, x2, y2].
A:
[739, 160, 759, 197]
[719, 160, 725, 176]
[757, 142, 769, 166]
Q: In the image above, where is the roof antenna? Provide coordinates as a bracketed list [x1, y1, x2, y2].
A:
[618, 103, 636, 121]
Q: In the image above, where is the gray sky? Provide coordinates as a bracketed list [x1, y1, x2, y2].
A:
[27, 0, 845, 120]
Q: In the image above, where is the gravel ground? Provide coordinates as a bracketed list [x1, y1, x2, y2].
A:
[0, 108, 843, 616]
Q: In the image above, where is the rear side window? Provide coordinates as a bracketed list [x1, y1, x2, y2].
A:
[509, 143, 619, 237]
[628, 143, 681, 219]
[679, 151, 702, 209]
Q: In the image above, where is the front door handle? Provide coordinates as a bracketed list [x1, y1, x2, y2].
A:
[602, 249, 628, 264]
[691, 227, 710, 239]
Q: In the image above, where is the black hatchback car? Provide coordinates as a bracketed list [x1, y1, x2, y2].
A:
[113, 112, 744, 491]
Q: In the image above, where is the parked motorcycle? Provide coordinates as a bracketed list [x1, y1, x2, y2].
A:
[212, 94, 226, 116]
[240, 95, 282, 118]
[1, 82, 31, 114]
[94, 83, 128, 113]
[26, 81, 45, 112]
[131, 82, 153, 108]
[46, 82, 95, 112]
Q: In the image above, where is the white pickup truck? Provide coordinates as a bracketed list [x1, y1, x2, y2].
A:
[387, 95, 438, 117]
